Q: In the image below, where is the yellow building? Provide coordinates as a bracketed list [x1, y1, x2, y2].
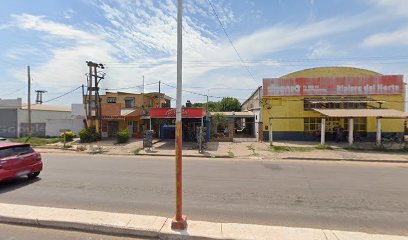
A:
[262, 67, 406, 142]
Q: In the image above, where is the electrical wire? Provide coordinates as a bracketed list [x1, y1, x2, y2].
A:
[206, 0, 257, 82]
[42, 86, 81, 104]
[103, 81, 159, 91]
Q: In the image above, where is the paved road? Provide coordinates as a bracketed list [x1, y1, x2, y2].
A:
[0, 223, 148, 240]
[0, 153, 407, 235]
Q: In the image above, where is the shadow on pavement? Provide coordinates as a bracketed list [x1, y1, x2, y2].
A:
[0, 177, 41, 194]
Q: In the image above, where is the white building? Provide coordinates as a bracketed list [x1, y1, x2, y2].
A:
[241, 86, 263, 141]
[0, 98, 85, 138]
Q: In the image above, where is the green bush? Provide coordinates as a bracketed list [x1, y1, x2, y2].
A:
[117, 129, 129, 143]
[60, 131, 75, 141]
[79, 127, 98, 143]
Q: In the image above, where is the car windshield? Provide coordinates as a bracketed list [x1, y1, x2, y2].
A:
[0, 146, 34, 158]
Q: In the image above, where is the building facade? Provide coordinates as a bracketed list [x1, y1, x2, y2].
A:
[96, 92, 171, 138]
[0, 98, 83, 138]
[262, 67, 406, 141]
[241, 86, 263, 141]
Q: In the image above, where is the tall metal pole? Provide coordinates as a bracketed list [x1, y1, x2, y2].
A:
[171, 0, 187, 230]
[27, 66, 32, 138]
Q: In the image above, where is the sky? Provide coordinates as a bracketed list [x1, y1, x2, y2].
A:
[1, 0, 408, 106]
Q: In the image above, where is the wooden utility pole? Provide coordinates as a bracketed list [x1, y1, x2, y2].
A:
[27, 66, 32, 138]
[171, 0, 187, 231]
[81, 84, 88, 129]
[269, 118, 273, 146]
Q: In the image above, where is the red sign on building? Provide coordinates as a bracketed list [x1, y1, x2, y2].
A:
[263, 75, 403, 96]
[150, 108, 206, 119]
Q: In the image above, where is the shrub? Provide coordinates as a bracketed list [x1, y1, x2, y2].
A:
[117, 129, 129, 143]
[60, 131, 75, 141]
[79, 127, 98, 143]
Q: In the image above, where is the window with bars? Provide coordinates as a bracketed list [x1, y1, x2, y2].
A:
[125, 97, 135, 108]
[107, 97, 116, 103]
[304, 118, 322, 132]
[344, 118, 367, 132]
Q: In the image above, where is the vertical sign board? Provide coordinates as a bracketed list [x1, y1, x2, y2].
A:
[263, 75, 403, 96]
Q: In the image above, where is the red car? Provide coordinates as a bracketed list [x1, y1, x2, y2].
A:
[0, 142, 43, 182]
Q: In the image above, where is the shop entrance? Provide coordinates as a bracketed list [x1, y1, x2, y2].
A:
[108, 121, 119, 137]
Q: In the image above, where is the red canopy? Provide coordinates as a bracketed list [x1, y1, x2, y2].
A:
[150, 108, 206, 119]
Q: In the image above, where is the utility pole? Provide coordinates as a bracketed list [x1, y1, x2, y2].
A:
[27, 66, 32, 138]
[171, 0, 187, 230]
[86, 61, 104, 134]
[142, 75, 145, 106]
[159, 80, 161, 93]
[81, 84, 88, 129]
[35, 90, 47, 104]
[206, 89, 209, 111]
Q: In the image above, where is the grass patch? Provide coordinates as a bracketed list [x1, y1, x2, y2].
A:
[315, 144, 334, 150]
[269, 145, 334, 152]
[10, 137, 61, 146]
[133, 147, 141, 155]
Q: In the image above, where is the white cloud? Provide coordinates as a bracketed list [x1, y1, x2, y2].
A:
[362, 28, 408, 47]
[361, 0, 408, 48]
[370, 0, 408, 18]
[2, 1, 396, 104]
[216, 12, 383, 61]
[12, 14, 97, 43]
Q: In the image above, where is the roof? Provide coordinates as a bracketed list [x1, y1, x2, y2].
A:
[21, 104, 71, 112]
[280, 67, 382, 78]
[120, 109, 135, 116]
[241, 86, 262, 108]
[313, 108, 407, 118]
[210, 112, 255, 117]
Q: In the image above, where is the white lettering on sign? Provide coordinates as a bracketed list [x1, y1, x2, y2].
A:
[268, 84, 301, 95]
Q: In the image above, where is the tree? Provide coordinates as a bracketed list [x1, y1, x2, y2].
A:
[192, 101, 220, 112]
[219, 97, 241, 112]
[191, 97, 241, 112]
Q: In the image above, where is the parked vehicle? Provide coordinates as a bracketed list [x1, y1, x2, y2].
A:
[0, 142, 42, 182]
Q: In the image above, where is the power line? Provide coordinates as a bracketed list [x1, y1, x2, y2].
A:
[1, 87, 26, 97]
[42, 86, 81, 104]
[207, 0, 257, 82]
[161, 81, 252, 100]
[103, 81, 159, 91]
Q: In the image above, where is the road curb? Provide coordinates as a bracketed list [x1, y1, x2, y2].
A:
[34, 148, 408, 163]
[0, 203, 407, 240]
[282, 157, 408, 164]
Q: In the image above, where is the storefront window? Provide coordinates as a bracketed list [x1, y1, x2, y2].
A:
[344, 118, 367, 132]
[304, 118, 321, 132]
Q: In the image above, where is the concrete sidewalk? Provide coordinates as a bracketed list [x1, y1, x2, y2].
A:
[0, 203, 406, 240]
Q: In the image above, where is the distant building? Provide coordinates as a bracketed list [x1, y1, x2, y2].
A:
[0, 98, 85, 137]
[241, 86, 263, 141]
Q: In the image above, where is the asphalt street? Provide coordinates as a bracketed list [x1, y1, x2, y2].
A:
[0, 153, 407, 235]
[0, 223, 148, 240]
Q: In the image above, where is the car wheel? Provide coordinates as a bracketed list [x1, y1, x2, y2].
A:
[28, 172, 40, 179]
